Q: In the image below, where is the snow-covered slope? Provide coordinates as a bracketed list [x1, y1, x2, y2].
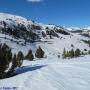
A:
[66, 27, 81, 31]
[0, 13, 33, 27]
[0, 13, 90, 90]
[0, 13, 89, 57]
[0, 13, 70, 42]
[0, 55, 90, 90]
[0, 31, 89, 58]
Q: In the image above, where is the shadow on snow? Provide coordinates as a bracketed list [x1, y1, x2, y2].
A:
[15, 64, 46, 75]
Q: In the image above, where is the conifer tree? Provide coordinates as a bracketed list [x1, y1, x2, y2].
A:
[63, 48, 67, 58]
[70, 49, 74, 58]
[75, 48, 81, 57]
[7, 54, 18, 77]
[17, 51, 24, 67]
[0, 44, 12, 79]
[66, 51, 69, 57]
[26, 49, 34, 61]
[11, 54, 18, 70]
[35, 46, 44, 58]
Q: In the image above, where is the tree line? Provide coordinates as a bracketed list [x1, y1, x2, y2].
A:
[63, 48, 90, 59]
[63, 48, 81, 58]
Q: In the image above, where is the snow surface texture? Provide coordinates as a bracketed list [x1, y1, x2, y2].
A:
[0, 55, 90, 90]
[0, 13, 90, 90]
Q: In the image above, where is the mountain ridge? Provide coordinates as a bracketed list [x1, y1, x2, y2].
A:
[0, 12, 89, 58]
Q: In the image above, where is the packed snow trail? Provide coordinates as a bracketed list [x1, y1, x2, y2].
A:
[0, 56, 90, 90]
[21, 63, 90, 90]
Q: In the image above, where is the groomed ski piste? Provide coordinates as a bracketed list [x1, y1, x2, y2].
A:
[0, 55, 90, 90]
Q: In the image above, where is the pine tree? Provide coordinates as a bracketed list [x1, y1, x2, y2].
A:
[35, 46, 44, 58]
[75, 48, 81, 57]
[11, 54, 18, 69]
[7, 54, 18, 77]
[26, 49, 34, 61]
[66, 51, 69, 57]
[63, 48, 67, 58]
[0, 44, 12, 79]
[70, 49, 74, 58]
[17, 51, 24, 67]
[0, 51, 9, 78]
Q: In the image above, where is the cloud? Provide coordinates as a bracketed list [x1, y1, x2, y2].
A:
[27, 0, 43, 2]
